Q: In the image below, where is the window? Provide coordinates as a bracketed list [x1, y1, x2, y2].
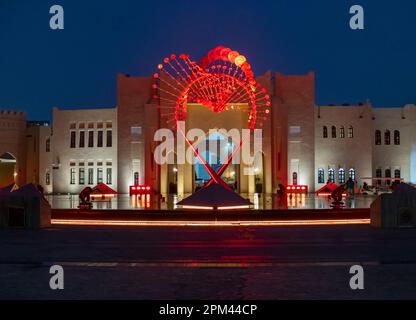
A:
[323, 126, 328, 138]
[106, 168, 112, 185]
[134, 172, 139, 185]
[339, 168, 345, 184]
[70, 123, 76, 130]
[385, 169, 391, 185]
[349, 168, 356, 181]
[394, 130, 400, 145]
[340, 126, 345, 138]
[79, 168, 85, 185]
[88, 168, 94, 185]
[318, 168, 325, 184]
[348, 126, 354, 138]
[97, 122, 103, 129]
[88, 131, 94, 147]
[97, 168, 103, 184]
[46, 138, 50, 152]
[328, 168, 335, 183]
[289, 126, 301, 136]
[97, 131, 103, 147]
[70, 168, 76, 185]
[331, 126, 336, 138]
[385, 130, 391, 145]
[106, 122, 112, 128]
[376, 168, 382, 186]
[46, 172, 50, 185]
[131, 126, 142, 136]
[375, 130, 381, 145]
[394, 169, 401, 183]
[106, 130, 112, 147]
[70, 131, 76, 148]
[79, 131, 85, 148]
[292, 172, 298, 185]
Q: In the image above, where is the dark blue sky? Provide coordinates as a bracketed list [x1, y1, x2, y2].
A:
[1, 0, 415, 120]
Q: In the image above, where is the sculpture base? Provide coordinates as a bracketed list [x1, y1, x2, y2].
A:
[177, 183, 252, 210]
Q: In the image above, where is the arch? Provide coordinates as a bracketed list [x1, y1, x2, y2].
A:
[328, 168, 335, 183]
[323, 126, 328, 138]
[166, 151, 178, 194]
[0, 152, 17, 188]
[331, 126, 336, 138]
[349, 168, 356, 181]
[192, 131, 240, 192]
[318, 168, 325, 184]
[338, 168, 345, 184]
[253, 151, 265, 193]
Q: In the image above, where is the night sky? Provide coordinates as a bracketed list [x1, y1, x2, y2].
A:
[1, 0, 415, 120]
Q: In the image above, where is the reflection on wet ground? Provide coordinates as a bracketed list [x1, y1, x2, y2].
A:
[45, 193, 377, 210]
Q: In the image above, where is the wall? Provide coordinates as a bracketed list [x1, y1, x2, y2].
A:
[51, 107, 117, 194]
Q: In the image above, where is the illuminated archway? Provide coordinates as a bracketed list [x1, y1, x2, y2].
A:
[0, 152, 17, 188]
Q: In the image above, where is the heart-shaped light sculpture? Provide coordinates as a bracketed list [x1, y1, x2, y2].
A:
[153, 46, 271, 209]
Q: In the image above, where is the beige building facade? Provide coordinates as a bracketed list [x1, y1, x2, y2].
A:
[1, 72, 415, 195]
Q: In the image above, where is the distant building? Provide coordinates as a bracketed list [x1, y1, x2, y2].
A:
[1, 72, 415, 194]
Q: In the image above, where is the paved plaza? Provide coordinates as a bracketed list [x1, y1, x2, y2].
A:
[1, 224, 415, 299]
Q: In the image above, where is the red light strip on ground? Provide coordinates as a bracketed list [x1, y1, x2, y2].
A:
[52, 219, 370, 227]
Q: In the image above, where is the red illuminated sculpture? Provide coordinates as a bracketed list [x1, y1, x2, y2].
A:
[153, 46, 271, 210]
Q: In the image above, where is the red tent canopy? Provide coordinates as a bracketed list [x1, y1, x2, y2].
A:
[316, 182, 338, 195]
[91, 183, 117, 195]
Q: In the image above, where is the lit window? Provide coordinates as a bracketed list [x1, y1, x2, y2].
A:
[106, 168, 112, 185]
[331, 126, 336, 138]
[70, 168, 76, 185]
[79, 168, 85, 185]
[375, 130, 381, 145]
[339, 168, 345, 184]
[88, 168, 94, 185]
[97, 168, 103, 184]
[348, 126, 354, 138]
[318, 168, 325, 184]
[328, 168, 335, 183]
[46, 172, 50, 185]
[349, 168, 356, 181]
[340, 126, 345, 138]
[323, 126, 328, 138]
[394, 169, 401, 183]
[385, 130, 391, 145]
[394, 130, 400, 145]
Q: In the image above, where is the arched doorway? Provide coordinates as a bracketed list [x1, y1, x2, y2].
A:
[193, 131, 239, 192]
[0, 152, 17, 188]
[253, 152, 265, 193]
